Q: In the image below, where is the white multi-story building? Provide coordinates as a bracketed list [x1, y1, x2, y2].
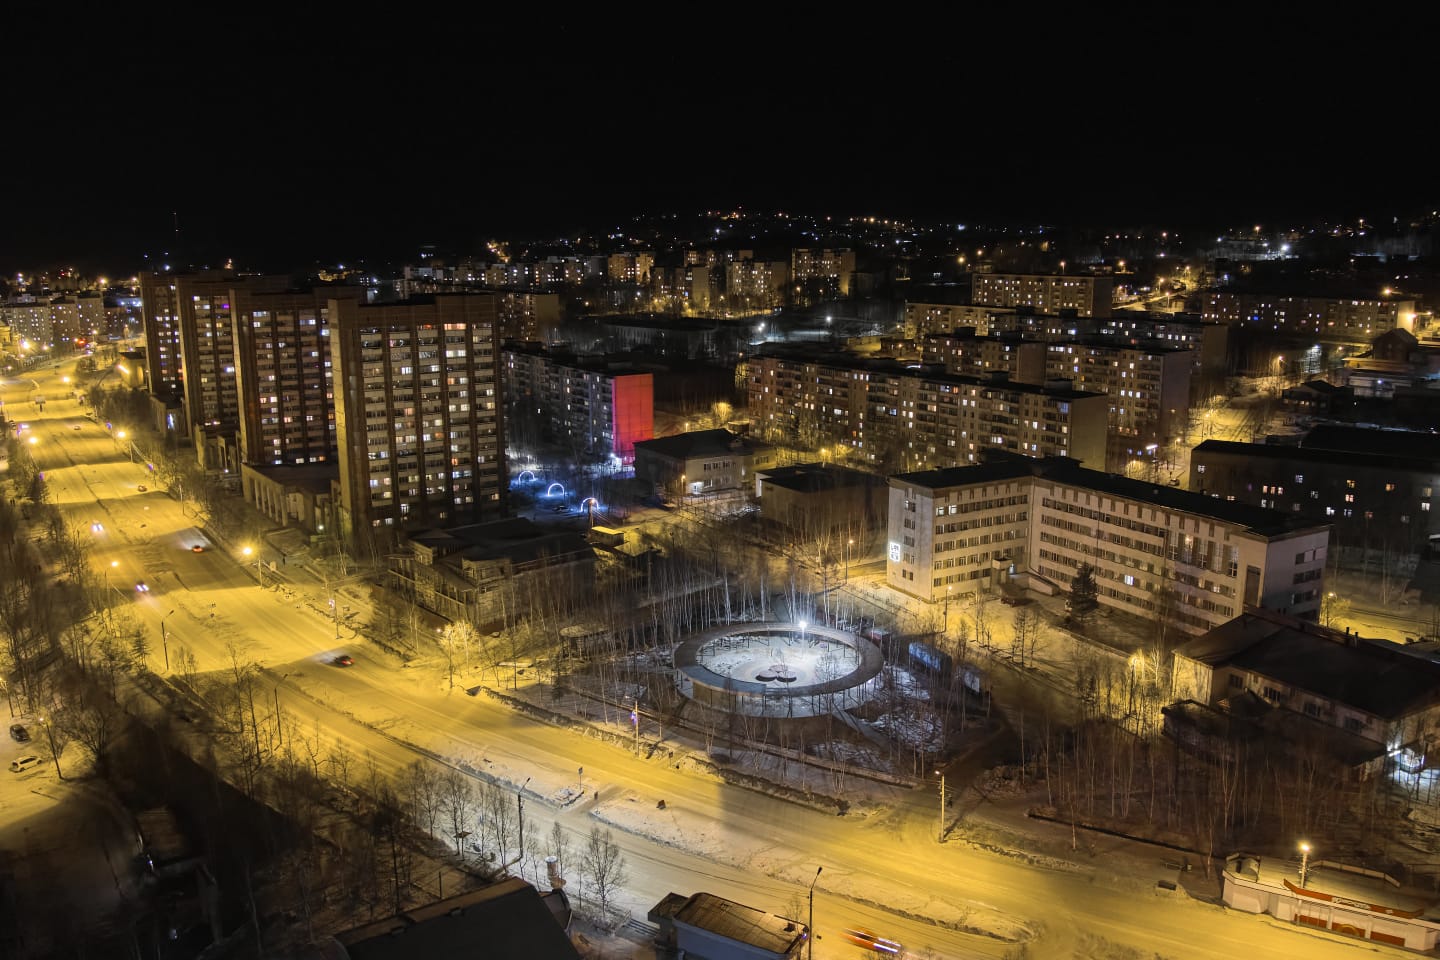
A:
[886, 455, 1331, 636]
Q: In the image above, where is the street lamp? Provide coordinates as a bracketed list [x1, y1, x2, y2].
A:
[936, 769, 947, 843]
[1298, 841, 1312, 888]
[807, 866, 822, 960]
[846, 538, 853, 582]
[160, 609, 175, 671]
[38, 716, 64, 781]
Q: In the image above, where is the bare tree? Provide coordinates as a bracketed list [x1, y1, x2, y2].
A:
[581, 826, 628, 919]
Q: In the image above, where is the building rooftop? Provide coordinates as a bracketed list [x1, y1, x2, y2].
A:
[758, 462, 886, 494]
[634, 429, 772, 462]
[895, 454, 1327, 538]
[652, 891, 806, 956]
[1192, 438, 1440, 474]
[752, 346, 1104, 400]
[1303, 424, 1440, 460]
[336, 877, 578, 960]
[407, 517, 593, 568]
[1176, 609, 1440, 721]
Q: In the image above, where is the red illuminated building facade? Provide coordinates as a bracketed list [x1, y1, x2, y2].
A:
[504, 345, 654, 463]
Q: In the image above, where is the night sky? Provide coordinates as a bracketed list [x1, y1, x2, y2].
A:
[3, 10, 1430, 273]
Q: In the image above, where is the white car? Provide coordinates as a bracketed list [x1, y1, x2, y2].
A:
[9, 755, 40, 773]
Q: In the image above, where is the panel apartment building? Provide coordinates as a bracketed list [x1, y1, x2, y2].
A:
[887, 455, 1331, 637]
[503, 345, 654, 462]
[746, 348, 1107, 472]
[1189, 426, 1440, 562]
[920, 331, 1194, 466]
[332, 294, 503, 550]
[791, 248, 856, 296]
[971, 273, 1114, 318]
[231, 285, 365, 466]
[1201, 291, 1417, 341]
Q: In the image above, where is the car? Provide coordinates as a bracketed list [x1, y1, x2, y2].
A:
[71, 424, 81, 431]
[135, 581, 149, 592]
[191, 544, 205, 553]
[91, 521, 103, 533]
[9, 756, 40, 773]
[136, 484, 147, 492]
[9, 724, 29, 742]
[842, 928, 904, 955]
[333, 655, 354, 667]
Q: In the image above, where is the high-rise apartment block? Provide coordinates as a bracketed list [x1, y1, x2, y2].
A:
[332, 294, 503, 549]
[971, 273, 1114, 318]
[746, 348, 1107, 471]
[231, 285, 364, 466]
[1201, 291, 1417, 340]
[503, 345, 654, 462]
[887, 455, 1331, 636]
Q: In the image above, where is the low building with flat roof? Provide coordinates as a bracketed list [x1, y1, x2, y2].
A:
[650, 891, 807, 960]
[634, 429, 777, 498]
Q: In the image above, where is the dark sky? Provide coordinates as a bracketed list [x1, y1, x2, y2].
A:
[4, 10, 1432, 274]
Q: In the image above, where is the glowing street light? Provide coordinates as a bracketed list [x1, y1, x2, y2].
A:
[1298, 841, 1312, 887]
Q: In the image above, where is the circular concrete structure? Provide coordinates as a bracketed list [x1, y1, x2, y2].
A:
[673, 621, 884, 718]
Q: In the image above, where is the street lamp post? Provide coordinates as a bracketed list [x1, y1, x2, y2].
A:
[160, 609, 175, 671]
[38, 716, 64, 780]
[807, 866, 822, 960]
[1299, 841, 1312, 888]
[944, 585, 951, 634]
[936, 769, 947, 843]
[846, 538, 853, 582]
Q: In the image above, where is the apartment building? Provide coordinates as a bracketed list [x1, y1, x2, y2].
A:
[651, 264, 714, 313]
[904, 302, 1016, 338]
[48, 293, 104, 349]
[746, 348, 1107, 471]
[607, 252, 655, 284]
[1202, 291, 1417, 341]
[232, 285, 364, 467]
[0, 297, 54, 348]
[1190, 426, 1440, 560]
[887, 454, 1331, 636]
[503, 345, 654, 462]
[1045, 341, 1194, 456]
[920, 330, 1048, 384]
[139, 270, 189, 395]
[331, 294, 503, 549]
[791, 248, 856, 296]
[971, 273, 1114, 318]
[725, 259, 789, 309]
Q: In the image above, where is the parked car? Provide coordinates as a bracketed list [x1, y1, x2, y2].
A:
[333, 654, 354, 667]
[136, 484, 147, 492]
[9, 756, 40, 773]
[9, 724, 29, 742]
